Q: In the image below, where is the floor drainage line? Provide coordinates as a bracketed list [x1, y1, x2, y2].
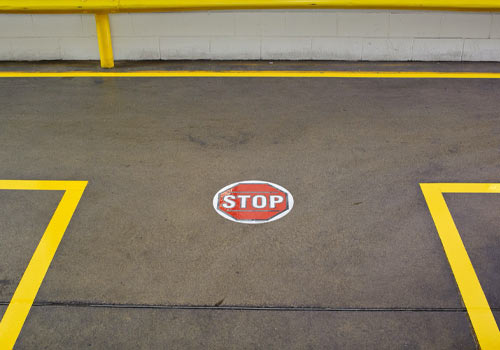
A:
[0, 301, 478, 312]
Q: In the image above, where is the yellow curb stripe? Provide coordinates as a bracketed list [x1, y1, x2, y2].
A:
[1, 71, 500, 78]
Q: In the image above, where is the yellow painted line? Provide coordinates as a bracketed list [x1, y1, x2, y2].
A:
[1, 71, 500, 78]
[0, 180, 87, 350]
[420, 183, 500, 350]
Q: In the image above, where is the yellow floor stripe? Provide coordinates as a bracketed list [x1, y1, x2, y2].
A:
[0, 71, 500, 78]
[0, 180, 87, 350]
[421, 183, 500, 350]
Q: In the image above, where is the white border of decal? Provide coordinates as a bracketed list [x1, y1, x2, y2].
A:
[213, 180, 294, 224]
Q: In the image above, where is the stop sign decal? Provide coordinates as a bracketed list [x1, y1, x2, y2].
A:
[213, 180, 294, 224]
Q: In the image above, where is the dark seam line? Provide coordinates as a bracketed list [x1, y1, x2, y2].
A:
[1, 301, 493, 312]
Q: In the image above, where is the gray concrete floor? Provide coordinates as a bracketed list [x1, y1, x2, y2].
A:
[1, 62, 500, 349]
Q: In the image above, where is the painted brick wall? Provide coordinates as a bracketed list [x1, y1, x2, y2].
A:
[1, 11, 500, 61]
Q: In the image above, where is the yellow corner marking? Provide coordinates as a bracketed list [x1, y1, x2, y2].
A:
[0, 180, 87, 350]
[421, 183, 500, 350]
[0, 71, 500, 79]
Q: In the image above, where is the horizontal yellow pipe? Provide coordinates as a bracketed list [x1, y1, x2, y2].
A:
[0, 0, 499, 13]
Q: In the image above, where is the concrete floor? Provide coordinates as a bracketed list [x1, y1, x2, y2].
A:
[1, 62, 500, 349]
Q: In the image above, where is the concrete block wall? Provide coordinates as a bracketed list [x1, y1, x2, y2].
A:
[1, 11, 500, 61]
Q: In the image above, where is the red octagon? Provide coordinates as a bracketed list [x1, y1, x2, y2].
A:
[214, 181, 292, 223]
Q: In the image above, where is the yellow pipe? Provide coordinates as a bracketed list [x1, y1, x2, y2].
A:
[0, 0, 499, 13]
[0, 0, 118, 13]
[95, 13, 114, 69]
[118, 0, 500, 12]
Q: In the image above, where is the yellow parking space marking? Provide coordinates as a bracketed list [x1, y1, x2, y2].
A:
[421, 183, 500, 350]
[0, 180, 87, 350]
[1, 71, 500, 79]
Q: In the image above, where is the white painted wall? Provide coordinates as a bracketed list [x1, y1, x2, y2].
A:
[1, 11, 500, 61]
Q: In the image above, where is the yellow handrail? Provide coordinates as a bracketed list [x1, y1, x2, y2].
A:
[1, 0, 500, 13]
